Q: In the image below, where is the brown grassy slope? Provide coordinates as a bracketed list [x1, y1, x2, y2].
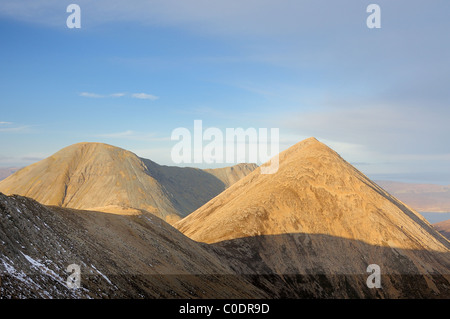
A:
[0, 143, 256, 223]
[204, 163, 259, 188]
[175, 137, 448, 252]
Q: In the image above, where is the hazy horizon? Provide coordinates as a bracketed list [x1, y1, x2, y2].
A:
[1, 139, 450, 186]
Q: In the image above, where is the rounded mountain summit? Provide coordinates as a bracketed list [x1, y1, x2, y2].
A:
[0, 142, 257, 223]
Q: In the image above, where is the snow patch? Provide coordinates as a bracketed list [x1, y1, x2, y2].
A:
[20, 252, 64, 283]
[1, 256, 40, 288]
[91, 264, 113, 285]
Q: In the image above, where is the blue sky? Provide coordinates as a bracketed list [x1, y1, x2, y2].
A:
[1, 0, 449, 184]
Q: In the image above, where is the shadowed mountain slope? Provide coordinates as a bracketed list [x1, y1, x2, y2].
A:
[1, 138, 449, 298]
[210, 233, 449, 298]
[0, 192, 264, 298]
[1, 192, 448, 298]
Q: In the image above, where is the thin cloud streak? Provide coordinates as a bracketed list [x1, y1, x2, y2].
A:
[79, 92, 126, 98]
[79, 92, 105, 98]
[0, 125, 31, 133]
[80, 92, 158, 100]
[110, 93, 126, 97]
[131, 93, 159, 101]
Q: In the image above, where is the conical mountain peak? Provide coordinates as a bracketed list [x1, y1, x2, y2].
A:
[175, 138, 449, 253]
[276, 136, 343, 164]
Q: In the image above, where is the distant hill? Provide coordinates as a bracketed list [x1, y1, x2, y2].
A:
[0, 143, 256, 223]
[0, 167, 21, 181]
[376, 181, 450, 213]
[434, 219, 450, 240]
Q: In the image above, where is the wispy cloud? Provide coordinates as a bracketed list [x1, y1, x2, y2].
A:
[131, 93, 159, 100]
[79, 92, 126, 98]
[110, 93, 126, 97]
[280, 102, 450, 155]
[0, 122, 31, 133]
[79, 92, 158, 100]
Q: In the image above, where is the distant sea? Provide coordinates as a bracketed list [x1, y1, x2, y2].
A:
[420, 212, 450, 224]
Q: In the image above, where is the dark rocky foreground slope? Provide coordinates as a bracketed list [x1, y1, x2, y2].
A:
[1, 192, 449, 299]
[0, 193, 263, 298]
